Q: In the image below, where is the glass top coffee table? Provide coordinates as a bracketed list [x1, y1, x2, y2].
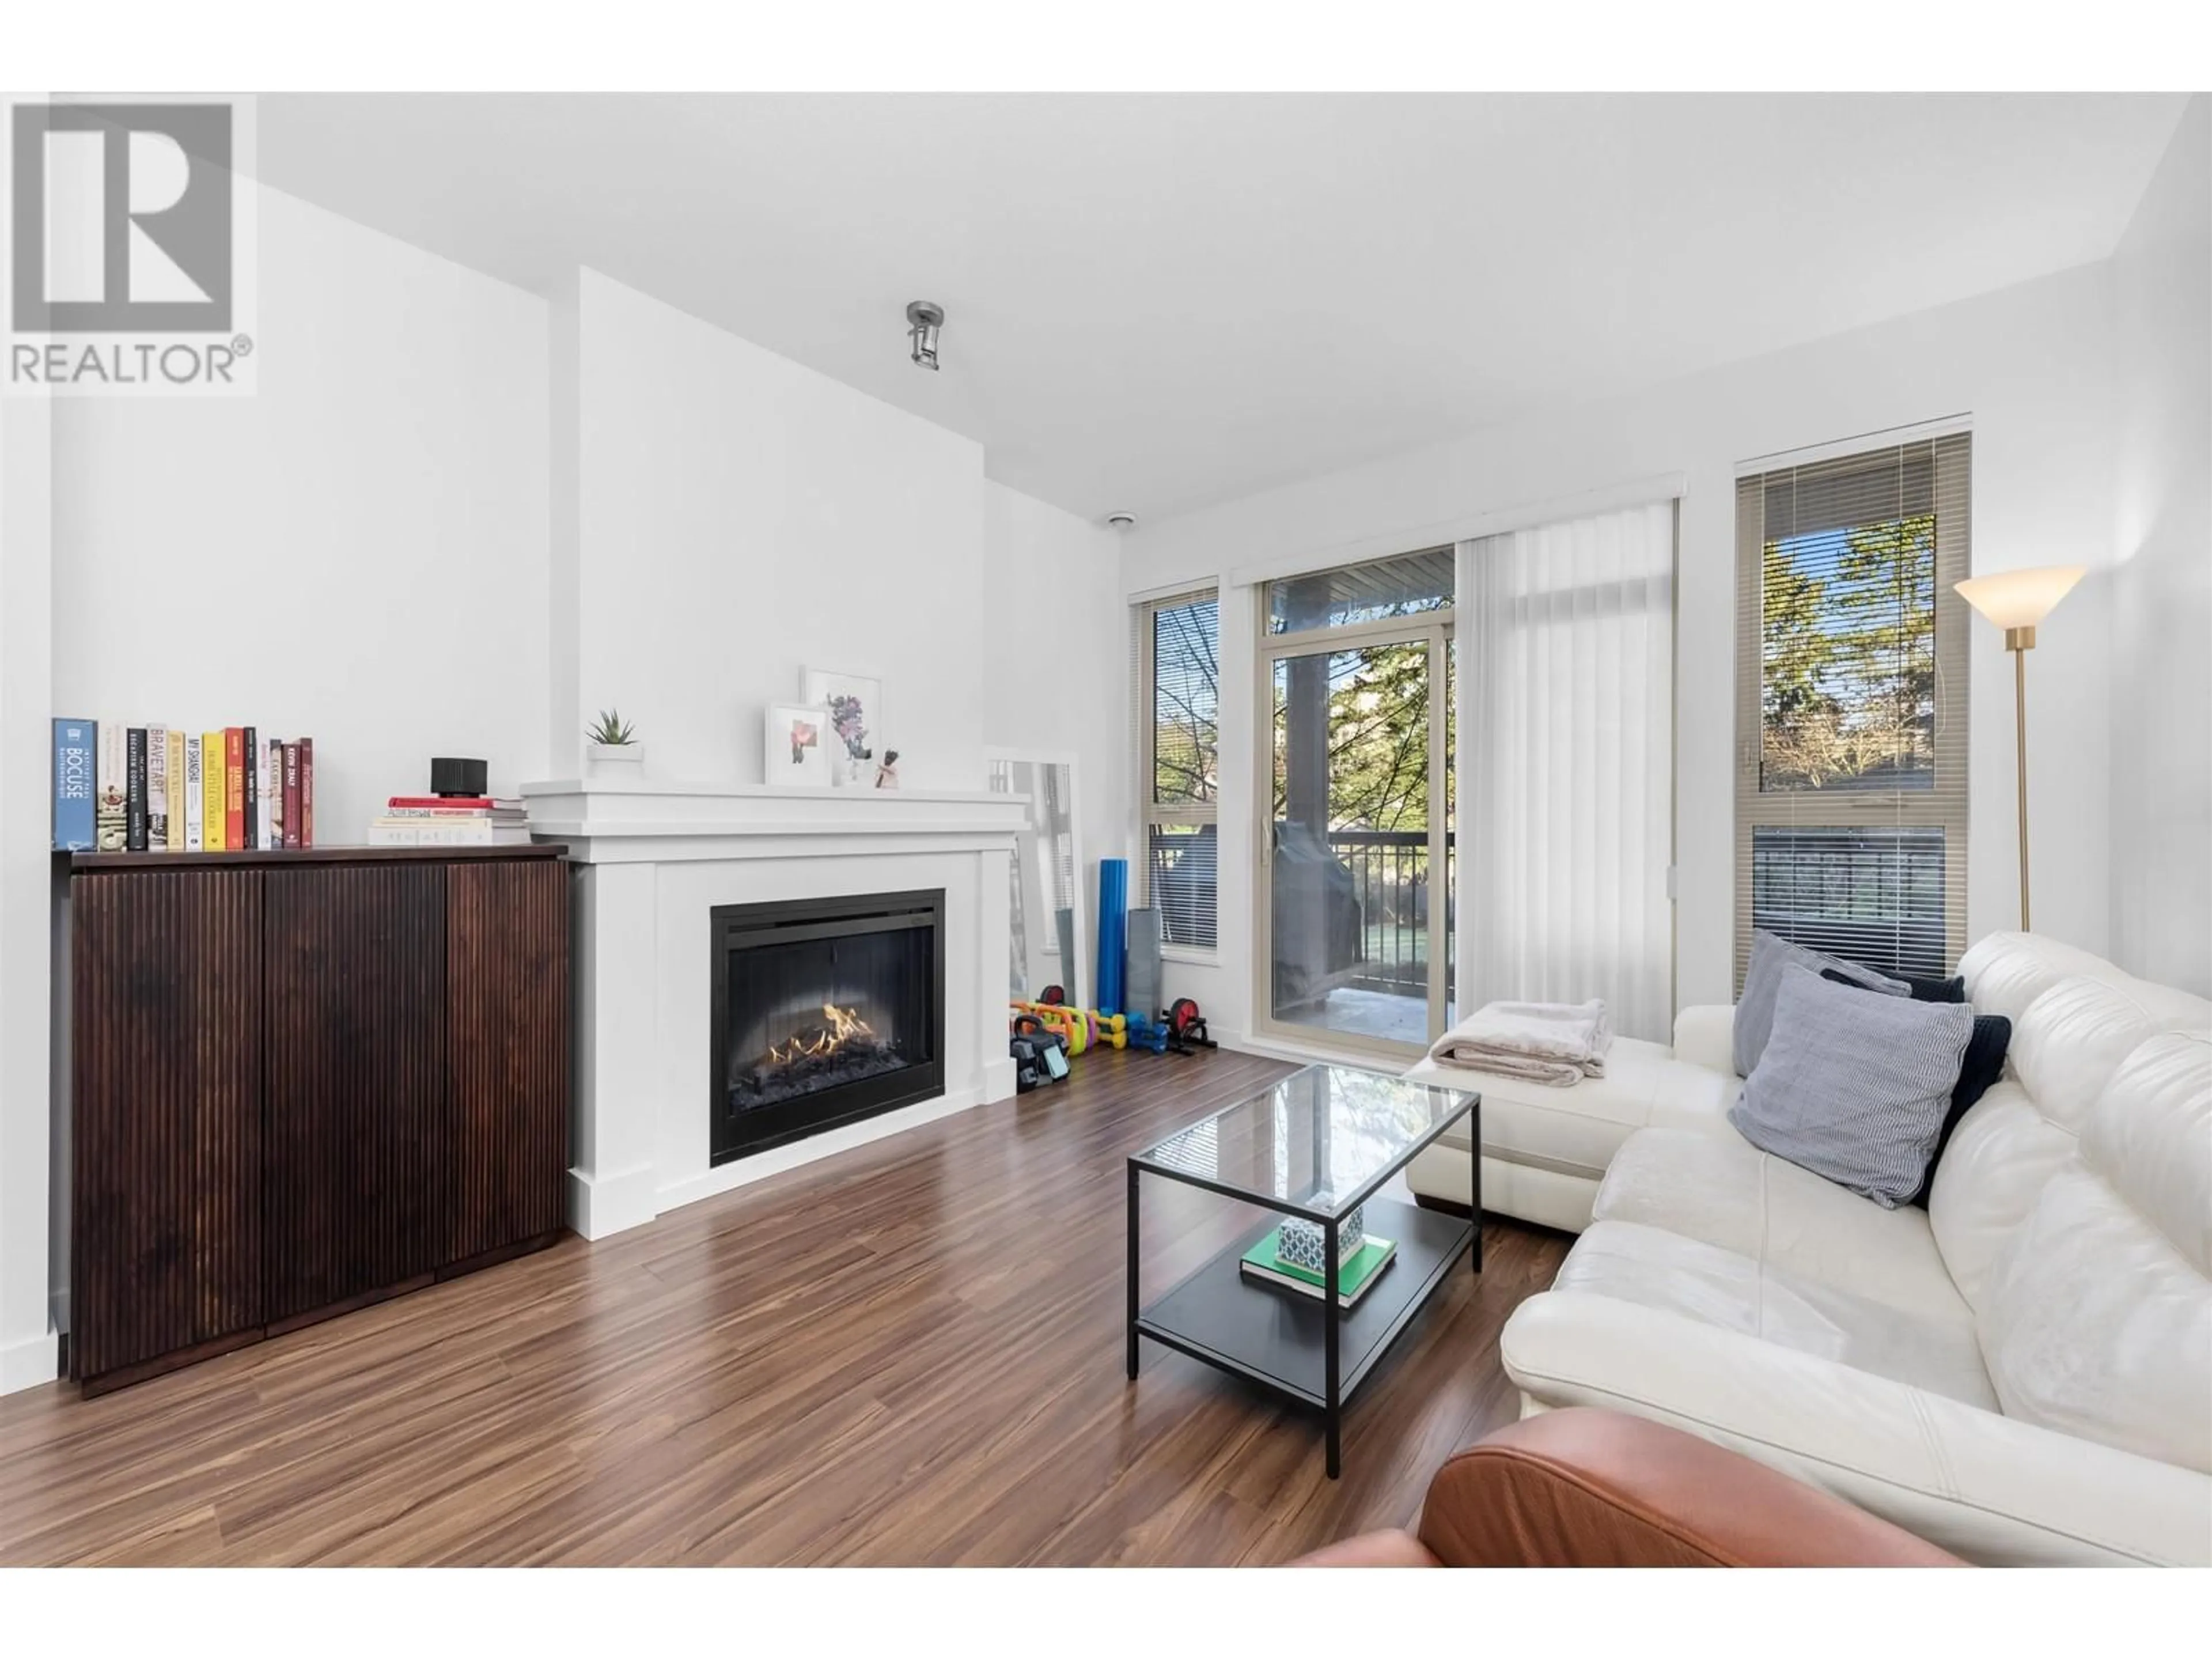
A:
[1126, 1063, 1480, 1478]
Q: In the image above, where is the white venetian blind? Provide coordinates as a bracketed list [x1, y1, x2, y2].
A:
[1132, 588, 1220, 949]
[1734, 432, 1971, 989]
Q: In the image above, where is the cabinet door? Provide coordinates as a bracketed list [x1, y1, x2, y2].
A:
[445, 859, 570, 1263]
[72, 870, 264, 1382]
[263, 862, 446, 1325]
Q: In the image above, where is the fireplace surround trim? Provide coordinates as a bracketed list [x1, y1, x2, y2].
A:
[521, 777, 1026, 1241]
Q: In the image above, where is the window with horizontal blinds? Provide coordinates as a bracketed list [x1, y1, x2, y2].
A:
[1735, 432, 1970, 988]
[1134, 589, 1220, 949]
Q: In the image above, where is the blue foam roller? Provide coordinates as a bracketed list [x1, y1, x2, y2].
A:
[1096, 858, 1128, 1016]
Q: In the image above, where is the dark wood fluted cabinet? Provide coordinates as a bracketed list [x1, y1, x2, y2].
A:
[70, 845, 570, 1395]
[70, 868, 265, 1383]
[445, 859, 570, 1264]
[262, 861, 449, 1327]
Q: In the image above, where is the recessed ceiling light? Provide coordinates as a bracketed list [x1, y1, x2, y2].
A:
[1105, 512, 1138, 530]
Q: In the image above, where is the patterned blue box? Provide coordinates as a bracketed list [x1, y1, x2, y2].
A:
[1277, 1205, 1364, 1275]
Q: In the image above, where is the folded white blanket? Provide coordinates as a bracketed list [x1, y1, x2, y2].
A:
[1425, 999, 1612, 1088]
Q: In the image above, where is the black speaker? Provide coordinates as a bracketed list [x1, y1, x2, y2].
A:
[430, 756, 488, 798]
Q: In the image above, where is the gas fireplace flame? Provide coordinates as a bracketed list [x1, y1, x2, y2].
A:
[764, 1003, 877, 1067]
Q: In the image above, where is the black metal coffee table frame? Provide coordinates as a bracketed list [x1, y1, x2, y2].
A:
[1125, 1067, 1480, 1478]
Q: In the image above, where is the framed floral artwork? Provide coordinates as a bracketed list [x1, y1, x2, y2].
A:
[800, 668, 884, 788]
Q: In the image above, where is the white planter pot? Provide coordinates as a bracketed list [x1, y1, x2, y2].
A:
[587, 741, 645, 775]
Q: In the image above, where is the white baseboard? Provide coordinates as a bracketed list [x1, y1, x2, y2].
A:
[0, 1328, 59, 1396]
[654, 1085, 982, 1217]
[565, 1161, 660, 1241]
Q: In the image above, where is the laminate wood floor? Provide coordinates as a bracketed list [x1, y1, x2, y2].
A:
[0, 1048, 1566, 1566]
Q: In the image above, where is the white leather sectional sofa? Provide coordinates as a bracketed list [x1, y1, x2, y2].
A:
[1412, 933, 2211, 1566]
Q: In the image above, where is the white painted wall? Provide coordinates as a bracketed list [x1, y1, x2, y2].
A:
[548, 269, 584, 772]
[2109, 96, 2212, 995]
[48, 184, 553, 831]
[980, 481, 1129, 999]
[565, 270, 989, 791]
[0, 392, 58, 1392]
[1124, 263, 2121, 1038]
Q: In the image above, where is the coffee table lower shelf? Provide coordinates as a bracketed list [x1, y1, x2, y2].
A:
[1131, 1196, 1475, 1474]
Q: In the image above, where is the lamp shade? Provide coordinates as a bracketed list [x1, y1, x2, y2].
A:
[1953, 565, 2085, 629]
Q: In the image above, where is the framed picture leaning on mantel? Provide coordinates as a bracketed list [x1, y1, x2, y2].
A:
[800, 667, 884, 789]
[764, 702, 831, 787]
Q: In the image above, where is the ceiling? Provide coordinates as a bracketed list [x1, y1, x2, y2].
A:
[255, 93, 2186, 524]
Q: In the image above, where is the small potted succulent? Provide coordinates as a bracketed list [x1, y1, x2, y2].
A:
[586, 708, 643, 775]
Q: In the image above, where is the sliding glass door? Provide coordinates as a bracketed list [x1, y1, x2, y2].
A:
[1256, 550, 1455, 1059]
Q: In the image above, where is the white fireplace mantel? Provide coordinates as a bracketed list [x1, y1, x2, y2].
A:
[521, 776, 1030, 860]
[522, 778, 1027, 1238]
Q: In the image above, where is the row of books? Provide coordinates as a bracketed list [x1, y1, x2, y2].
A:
[367, 796, 532, 848]
[53, 719, 315, 853]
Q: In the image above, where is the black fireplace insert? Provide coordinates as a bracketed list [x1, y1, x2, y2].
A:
[710, 889, 945, 1165]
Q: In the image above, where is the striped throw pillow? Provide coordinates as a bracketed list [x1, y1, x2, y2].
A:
[1729, 963, 1974, 1208]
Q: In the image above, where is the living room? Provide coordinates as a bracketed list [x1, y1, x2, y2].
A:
[2, 12, 2209, 1635]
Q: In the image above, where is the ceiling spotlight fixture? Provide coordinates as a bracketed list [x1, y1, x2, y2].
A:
[1105, 512, 1138, 531]
[906, 300, 944, 371]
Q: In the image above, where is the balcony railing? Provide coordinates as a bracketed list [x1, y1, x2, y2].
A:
[1326, 829, 1453, 995]
[1147, 824, 1456, 996]
[1156, 820, 1943, 1007]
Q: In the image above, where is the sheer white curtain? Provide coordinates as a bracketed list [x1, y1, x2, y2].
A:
[1456, 501, 1675, 1041]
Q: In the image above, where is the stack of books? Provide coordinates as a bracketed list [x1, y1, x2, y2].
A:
[52, 718, 314, 853]
[1238, 1225, 1398, 1310]
[368, 796, 532, 847]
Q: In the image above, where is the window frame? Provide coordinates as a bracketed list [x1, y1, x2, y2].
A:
[1135, 586, 1221, 960]
[1733, 430, 1971, 990]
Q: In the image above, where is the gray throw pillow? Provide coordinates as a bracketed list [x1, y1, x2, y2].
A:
[1732, 929, 1910, 1077]
[1728, 963, 1975, 1208]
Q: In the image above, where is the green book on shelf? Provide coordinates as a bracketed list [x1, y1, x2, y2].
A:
[1238, 1229, 1397, 1308]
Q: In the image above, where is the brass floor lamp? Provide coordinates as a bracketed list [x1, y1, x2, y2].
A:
[1954, 565, 2085, 932]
